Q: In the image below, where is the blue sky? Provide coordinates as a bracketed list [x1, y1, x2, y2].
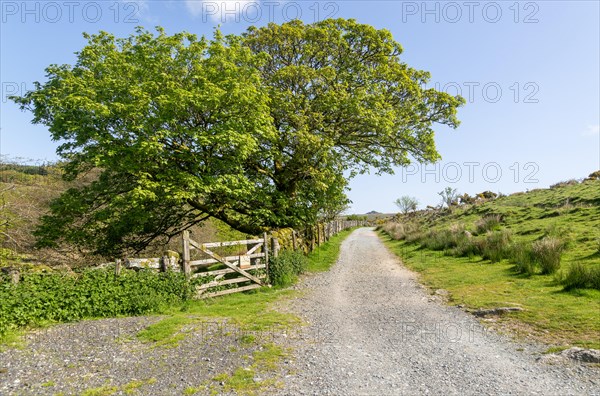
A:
[1, 0, 599, 213]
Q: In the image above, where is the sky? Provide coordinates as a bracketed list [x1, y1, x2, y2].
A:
[1, 0, 599, 214]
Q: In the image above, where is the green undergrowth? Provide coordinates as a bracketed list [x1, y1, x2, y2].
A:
[0, 268, 204, 344]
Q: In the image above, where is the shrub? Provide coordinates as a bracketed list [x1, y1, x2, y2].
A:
[383, 222, 405, 240]
[560, 263, 600, 290]
[474, 215, 501, 235]
[405, 231, 425, 244]
[449, 237, 478, 259]
[0, 268, 200, 339]
[531, 237, 564, 274]
[510, 242, 536, 275]
[479, 230, 512, 263]
[381, 222, 422, 242]
[268, 250, 308, 288]
[550, 179, 579, 189]
[421, 230, 453, 251]
[420, 224, 469, 254]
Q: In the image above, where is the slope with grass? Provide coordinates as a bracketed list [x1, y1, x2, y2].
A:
[380, 178, 600, 348]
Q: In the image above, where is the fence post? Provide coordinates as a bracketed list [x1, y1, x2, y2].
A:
[271, 237, 280, 258]
[160, 255, 168, 272]
[115, 259, 122, 276]
[182, 230, 191, 278]
[292, 230, 297, 251]
[316, 224, 321, 246]
[263, 232, 269, 274]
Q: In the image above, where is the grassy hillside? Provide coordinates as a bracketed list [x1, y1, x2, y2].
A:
[0, 162, 250, 268]
[381, 178, 600, 348]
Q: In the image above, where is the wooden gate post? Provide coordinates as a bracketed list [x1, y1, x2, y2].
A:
[182, 230, 191, 278]
[292, 230, 297, 251]
[271, 237, 280, 258]
[316, 224, 321, 247]
[115, 259, 122, 276]
[263, 232, 269, 274]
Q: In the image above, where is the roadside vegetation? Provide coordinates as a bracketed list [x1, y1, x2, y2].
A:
[380, 176, 600, 348]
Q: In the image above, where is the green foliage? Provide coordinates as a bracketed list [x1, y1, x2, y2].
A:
[531, 237, 564, 274]
[560, 263, 600, 290]
[510, 242, 536, 275]
[346, 214, 367, 221]
[379, 178, 600, 346]
[478, 230, 512, 263]
[0, 268, 203, 340]
[268, 250, 308, 287]
[14, 20, 463, 256]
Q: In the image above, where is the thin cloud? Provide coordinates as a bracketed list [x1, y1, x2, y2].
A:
[121, 0, 157, 23]
[582, 124, 600, 137]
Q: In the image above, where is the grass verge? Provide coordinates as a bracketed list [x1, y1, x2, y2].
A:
[306, 228, 355, 272]
[381, 233, 600, 349]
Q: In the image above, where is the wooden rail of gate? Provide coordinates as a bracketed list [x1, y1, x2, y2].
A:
[182, 231, 270, 299]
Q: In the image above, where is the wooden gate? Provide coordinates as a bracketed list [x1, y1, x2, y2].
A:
[182, 231, 269, 299]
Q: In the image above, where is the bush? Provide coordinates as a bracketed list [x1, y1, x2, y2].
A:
[421, 230, 454, 251]
[510, 242, 536, 275]
[420, 224, 468, 253]
[0, 268, 200, 339]
[268, 250, 308, 288]
[479, 230, 512, 263]
[474, 215, 502, 235]
[532, 237, 564, 274]
[560, 263, 600, 290]
[382, 222, 422, 242]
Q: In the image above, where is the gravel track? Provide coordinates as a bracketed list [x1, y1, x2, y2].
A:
[275, 227, 600, 396]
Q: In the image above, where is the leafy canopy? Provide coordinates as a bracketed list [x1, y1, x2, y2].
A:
[14, 20, 463, 256]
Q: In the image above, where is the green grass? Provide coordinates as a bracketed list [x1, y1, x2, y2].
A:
[379, 180, 600, 348]
[210, 343, 286, 395]
[136, 288, 300, 346]
[306, 228, 355, 272]
[381, 234, 600, 348]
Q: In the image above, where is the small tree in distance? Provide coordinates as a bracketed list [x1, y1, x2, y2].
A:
[438, 187, 459, 209]
[394, 196, 419, 214]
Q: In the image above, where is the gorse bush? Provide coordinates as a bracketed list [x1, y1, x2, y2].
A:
[0, 268, 202, 339]
[531, 237, 564, 274]
[560, 263, 600, 290]
[268, 250, 308, 288]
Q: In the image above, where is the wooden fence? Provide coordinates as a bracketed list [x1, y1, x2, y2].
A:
[103, 219, 368, 298]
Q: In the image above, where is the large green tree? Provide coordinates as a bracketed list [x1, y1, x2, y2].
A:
[14, 20, 463, 256]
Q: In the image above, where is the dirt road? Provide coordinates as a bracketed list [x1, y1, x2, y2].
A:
[276, 228, 599, 396]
